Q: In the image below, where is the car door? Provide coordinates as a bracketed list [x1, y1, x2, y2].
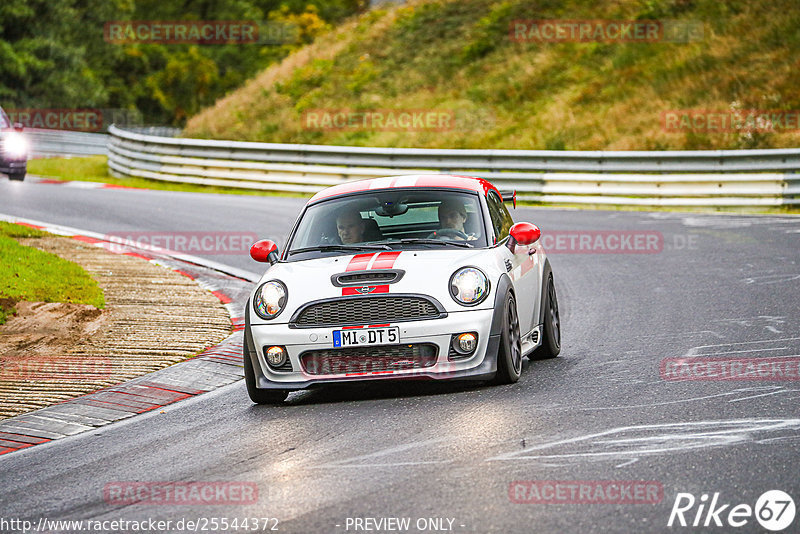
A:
[486, 190, 540, 336]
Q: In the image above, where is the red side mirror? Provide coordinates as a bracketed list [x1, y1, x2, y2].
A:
[13, 123, 24, 132]
[250, 239, 279, 264]
[509, 222, 541, 246]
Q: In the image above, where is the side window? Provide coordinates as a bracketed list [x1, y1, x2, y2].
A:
[486, 191, 513, 242]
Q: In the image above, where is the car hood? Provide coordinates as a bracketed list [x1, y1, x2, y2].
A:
[251, 248, 503, 324]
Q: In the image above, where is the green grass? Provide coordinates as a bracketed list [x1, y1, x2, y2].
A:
[185, 0, 800, 151]
[27, 156, 111, 183]
[26, 156, 312, 198]
[0, 222, 105, 325]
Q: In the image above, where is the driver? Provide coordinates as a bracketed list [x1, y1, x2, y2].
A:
[336, 210, 367, 244]
[434, 198, 476, 241]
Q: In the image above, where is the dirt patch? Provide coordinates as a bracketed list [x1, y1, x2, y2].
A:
[0, 237, 232, 420]
[0, 302, 106, 357]
[0, 297, 18, 312]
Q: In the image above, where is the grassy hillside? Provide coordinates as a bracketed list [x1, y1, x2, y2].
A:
[184, 0, 800, 150]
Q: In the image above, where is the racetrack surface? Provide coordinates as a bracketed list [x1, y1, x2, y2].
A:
[1, 178, 799, 533]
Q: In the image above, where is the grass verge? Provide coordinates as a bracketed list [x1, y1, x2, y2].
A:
[0, 222, 105, 325]
[26, 156, 311, 198]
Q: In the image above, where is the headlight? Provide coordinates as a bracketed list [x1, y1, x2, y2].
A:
[4, 133, 28, 158]
[264, 346, 287, 367]
[449, 267, 489, 306]
[253, 280, 287, 319]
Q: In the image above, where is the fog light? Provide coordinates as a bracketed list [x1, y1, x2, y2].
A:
[457, 333, 477, 353]
[265, 346, 286, 367]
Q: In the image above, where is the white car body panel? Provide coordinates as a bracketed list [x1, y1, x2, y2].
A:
[247, 244, 547, 387]
[243, 174, 555, 393]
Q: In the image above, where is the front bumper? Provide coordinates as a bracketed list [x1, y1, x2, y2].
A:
[246, 308, 499, 390]
[0, 158, 26, 175]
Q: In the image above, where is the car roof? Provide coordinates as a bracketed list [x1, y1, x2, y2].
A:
[307, 174, 501, 204]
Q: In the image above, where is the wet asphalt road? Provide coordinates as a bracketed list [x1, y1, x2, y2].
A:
[1, 177, 799, 534]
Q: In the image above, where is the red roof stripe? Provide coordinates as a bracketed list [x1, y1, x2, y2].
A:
[308, 174, 499, 203]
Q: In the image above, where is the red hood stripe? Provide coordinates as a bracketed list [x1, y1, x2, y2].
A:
[371, 251, 401, 270]
[345, 253, 375, 271]
[341, 251, 400, 296]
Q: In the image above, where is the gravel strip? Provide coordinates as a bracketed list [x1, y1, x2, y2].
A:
[0, 237, 232, 420]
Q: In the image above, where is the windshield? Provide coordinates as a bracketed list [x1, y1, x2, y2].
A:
[0, 108, 9, 129]
[286, 189, 487, 260]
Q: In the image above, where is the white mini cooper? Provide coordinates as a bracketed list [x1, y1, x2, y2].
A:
[244, 175, 560, 403]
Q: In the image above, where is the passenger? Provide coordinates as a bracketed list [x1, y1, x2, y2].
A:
[336, 210, 366, 244]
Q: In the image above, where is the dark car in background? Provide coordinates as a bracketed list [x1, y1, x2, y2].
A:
[0, 106, 28, 181]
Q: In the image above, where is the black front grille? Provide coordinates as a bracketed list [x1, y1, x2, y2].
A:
[292, 295, 443, 327]
[301, 344, 438, 375]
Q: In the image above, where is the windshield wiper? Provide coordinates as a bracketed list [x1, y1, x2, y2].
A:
[394, 238, 474, 248]
[287, 244, 393, 256]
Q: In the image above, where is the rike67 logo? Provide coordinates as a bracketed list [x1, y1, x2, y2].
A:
[668, 490, 795, 531]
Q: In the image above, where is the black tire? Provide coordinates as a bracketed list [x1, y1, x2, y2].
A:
[530, 274, 561, 359]
[243, 342, 288, 404]
[494, 291, 523, 384]
[8, 172, 25, 182]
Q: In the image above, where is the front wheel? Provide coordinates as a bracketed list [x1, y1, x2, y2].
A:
[530, 274, 561, 359]
[243, 342, 288, 404]
[8, 172, 25, 182]
[494, 291, 522, 384]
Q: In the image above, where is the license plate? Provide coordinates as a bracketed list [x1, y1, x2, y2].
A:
[333, 327, 399, 348]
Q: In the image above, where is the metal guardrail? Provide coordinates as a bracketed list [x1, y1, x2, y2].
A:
[25, 128, 109, 158]
[107, 125, 799, 206]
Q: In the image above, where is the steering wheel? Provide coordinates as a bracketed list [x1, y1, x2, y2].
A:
[428, 228, 469, 240]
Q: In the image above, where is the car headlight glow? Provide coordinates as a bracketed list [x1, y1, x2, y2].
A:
[449, 267, 489, 306]
[4, 133, 28, 159]
[253, 280, 287, 319]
